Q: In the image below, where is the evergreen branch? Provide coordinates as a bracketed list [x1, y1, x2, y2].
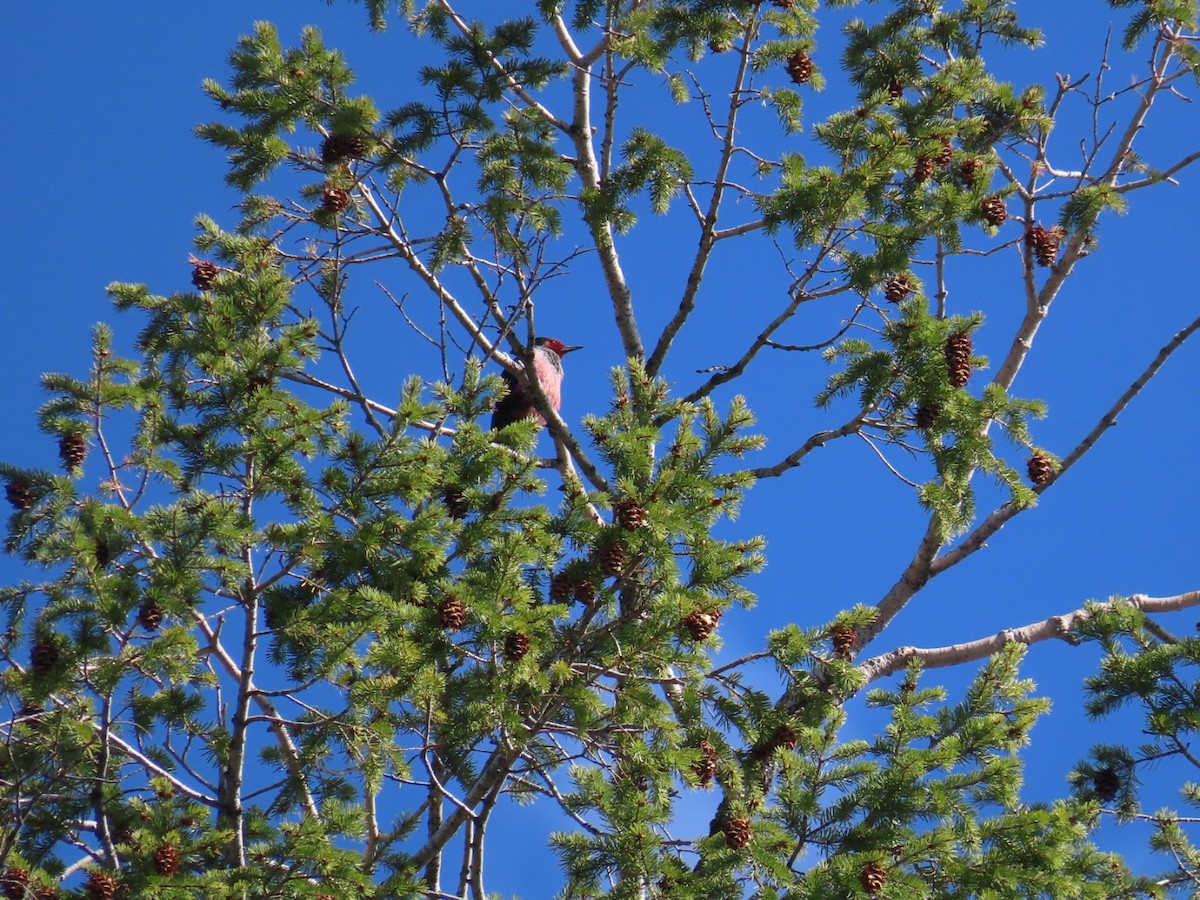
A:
[856, 591, 1200, 684]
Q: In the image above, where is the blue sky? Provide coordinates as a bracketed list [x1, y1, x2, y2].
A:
[3, 1, 1200, 892]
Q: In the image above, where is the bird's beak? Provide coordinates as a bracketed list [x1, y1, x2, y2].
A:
[562, 345, 583, 354]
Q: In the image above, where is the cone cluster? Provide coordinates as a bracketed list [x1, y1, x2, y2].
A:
[6, 477, 34, 511]
[722, 816, 752, 849]
[831, 625, 857, 660]
[59, 433, 87, 471]
[883, 274, 913, 304]
[785, 50, 813, 84]
[944, 332, 973, 388]
[438, 595, 468, 631]
[860, 861, 888, 895]
[1093, 767, 1121, 802]
[682, 609, 721, 642]
[980, 195, 1007, 227]
[692, 740, 719, 786]
[1027, 224, 1065, 267]
[1027, 451, 1055, 486]
[191, 260, 219, 290]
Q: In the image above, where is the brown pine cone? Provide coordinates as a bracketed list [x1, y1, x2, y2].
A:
[887, 78, 905, 100]
[152, 844, 181, 876]
[59, 433, 88, 471]
[785, 50, 813, 84]
[913, 154, 935, 184]
[980, 195, 1008, 227]
[932, 137, 954, 168]
[831, 625, 857, 660]
[692, 740, 719, 787]
[596, 541, 627, 578]
[860, 860, 888, 895]
[1, 867, 30, 900]
[883, 274, 913, 304]
[682, 609, 722, 642]
[85, 871, 118, 900]
[945, 332, 973, 388]
[1027, 224, 1066, 267]
[1092, 767, 1121, 802]
[913, 403, 941, 431]
[441, 487, 469, 520]
[321, 134, 367, 164]
[438, 595, 468, 631]
[1027, 451, 1056, 486]
[613, 497, 646, 530]
[320, 184, 352, 214]
[5, 477, 35, 511]
[137, 600, 164, 632]
[191, 260, 220, 290]
[722, 816, 752, 849]
[504, 632, 531, 662]
[31, 639, 60, 676]
[33, 888, 60, 900]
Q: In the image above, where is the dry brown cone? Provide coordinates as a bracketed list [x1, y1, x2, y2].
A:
[59, 433, 87, 471]
[771, 0, 795, 7]
[722, 816, 752, 850]
[980, 194, 1008, 227]
[913, 403, 941, 431]
[138, 600, 165, 632]
[549, 571, 573, 603]
[320, 185, 352, 214]
[958, 157, 983, 187]
[682, 609, 722, 642]
[31, 639, 60, 676]
[1027, 451, 1056, 487]
[571, 575, 597, 605]
[831, 625, 857, 660]
[504, 632, 531, 662]
[913, 154, 935, 184]
[1092, 767, 1121, 802]
[85, 871, 118, 900]
[1, 868, 30, 900]
[152, 844, 181, 876]
[932, 137, 954, 168]
[321, 133, 367, 164]
[692, 740, 719, 787]
[754, 723, 798, 759]
[613, 497, 646, 530]
[441, 487, 469, 520]
[34, 888, 60, 900]
[860, 860, 888, 895]
[945, 332, 973, 388]
[887, 78, 905, 100]
[883, 274, 913, 304]
[438, 595, 468, 631]
[190, 260, 219, 290]
[5, 477, 35, 511]
[785, 50, 813, 84]
[597, 541, 627, 578]
[1027, 224, 1066, 267]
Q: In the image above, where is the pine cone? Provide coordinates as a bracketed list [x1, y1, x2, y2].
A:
[1027, 451, 1056, 486]
[5, 477, 35, 511]
[321, 134, 367, 164]
[138, 600, 165, 632]
[831, 625, 857, 660]
[549, 571, 573, 603]
[914, 403, 940, 431]
[682, 609, 722, 642]
[152, 844, 181, 876]
[441, 487, 469, 520]
[320, 185, 352, 214]
[504, 632, 531, 662]
[692, 740, 719, 787]
[887, 78, 905, 100]
[572, 575, 597, 605]
[438, 595, 468, 631]
[85, 871, 118, 900]
[785, 50, 813, 85]
[1092, 767, 1121, 802]
[1027, 224, 1066, 267]
[958, 157, 982, 187]
[597, 541, 627, 578]
[2, 868, 30, 900]
[932, 137, 954, 168]
[191, 260, 219, 290]
[913, 154, 935, 184]
[980, 195, 1008, 227]
[59, 433, 88, 471]
[860, 860, 888, 895]
[883, 274, 913, 304]
[34, 888, 60, 900]
[613, 497, 646, 530]
[944, 332, 973, 388]
[771, 0, 795, 7]
[31, 639, 60, 676]
[722, 816, 752, 850]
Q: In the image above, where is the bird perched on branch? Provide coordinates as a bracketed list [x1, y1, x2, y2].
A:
[491, 337, 582, 430]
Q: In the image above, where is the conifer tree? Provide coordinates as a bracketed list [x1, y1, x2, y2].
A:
[2, 0, 1199, 896]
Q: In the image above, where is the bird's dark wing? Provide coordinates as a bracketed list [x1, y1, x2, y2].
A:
[490, 368, 528, 430]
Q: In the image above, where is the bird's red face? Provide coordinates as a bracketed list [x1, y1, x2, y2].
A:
[535, 337, 583, 358]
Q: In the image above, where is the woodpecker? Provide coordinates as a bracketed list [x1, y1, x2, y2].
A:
[491, 337, 582, 430]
